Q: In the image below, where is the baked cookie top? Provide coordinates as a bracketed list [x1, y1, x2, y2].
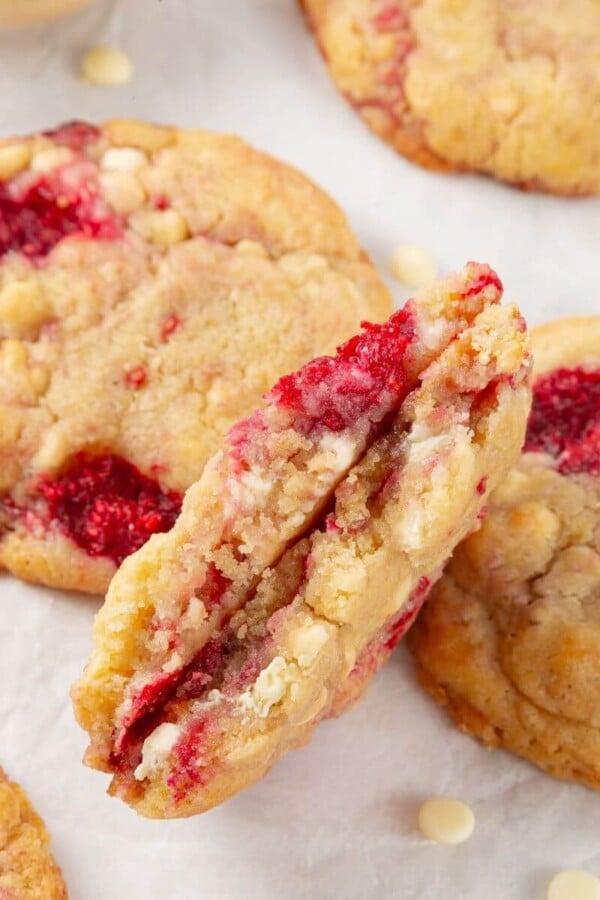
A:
[0, 119, 390, 594]
[0, 768, 67, 900]
[409, 316, 600, 789]
[301, 0, 600, 195]
[72, 264, 531, 818]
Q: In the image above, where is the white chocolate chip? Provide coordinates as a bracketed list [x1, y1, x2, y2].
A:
[548, 871, 600, 900]
[0, 143, 31, 181]
[100, 147, 147, 172]
[161, 652, 183, 674]
[81, 46, 134, 86]
[292, 685, 329, 726]
[0, 281, 49, 337]
[181, 595, 207, 630]
[130, 208, 189, 247]
[134, 723, 180, 782]
[287, 624, 329, 668]
[418, 797, 475, 845]
[237, 656, 297, 718]
[317, 433, 357, 474]
[235, 239, 268, 259]
[30, 147, 73, 173]
[390, 244, 438, 289]
[99, 170, 146, 215]
[30, 426, 68, 473]
[0, 339, 28, 372]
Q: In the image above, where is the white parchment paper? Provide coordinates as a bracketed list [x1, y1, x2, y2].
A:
[1, 2, 599, 898]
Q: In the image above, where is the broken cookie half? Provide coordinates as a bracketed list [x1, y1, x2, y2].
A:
[72, 263, 532, 817]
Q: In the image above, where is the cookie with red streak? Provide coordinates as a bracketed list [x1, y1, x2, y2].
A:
[301, 0, 600, 195]
[0, 768, 67, 900]
[409, 317, 600, 789]
[0, 119, 391, 594]
[72, 264, 531, 817]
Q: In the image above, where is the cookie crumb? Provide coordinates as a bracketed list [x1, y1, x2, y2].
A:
[417, 797, 475, 845]
[548, 870, 600, 900]
[390, 244, 438, 288]
[81, 46, 133, 86]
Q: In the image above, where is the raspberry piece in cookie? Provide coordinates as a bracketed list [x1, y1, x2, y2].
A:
[72, 263, 531, 817]
[409, 316, 600, 790]
[0, 119, 391, 594]
[0, 768, 66, 899]
[301, 0, 600, 195]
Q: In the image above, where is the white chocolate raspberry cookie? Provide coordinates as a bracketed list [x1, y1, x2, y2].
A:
[0, 0, 92, 26]
[301, 0, 600, 195]
[0, 119, 391, 595]
[72, 263, 532, 817]
[0, 768, 67, 899]
[409, 317, 600, 789]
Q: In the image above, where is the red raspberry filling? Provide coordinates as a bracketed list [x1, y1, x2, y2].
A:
[373, 2, 409, 31]
[270, 307, 416, 432]
[524, 366, 600, 476]
[0, 174, 120, 261]
[168, 720, 211, 802]
[384, 577, 430, 651]
[461, 266, 503, 298]
[37, 453, 182, 565]
[43, 121, 100, 150]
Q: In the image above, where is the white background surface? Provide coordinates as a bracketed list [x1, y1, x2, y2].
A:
[1, 2, 599, 898]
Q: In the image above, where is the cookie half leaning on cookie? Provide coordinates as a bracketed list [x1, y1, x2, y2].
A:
[0, 119, 390, 594]
[0, 767, 67, 900]
[301, 0, 600, 195]
[72, 263, 532, 818]
[409, 316, 600, 789]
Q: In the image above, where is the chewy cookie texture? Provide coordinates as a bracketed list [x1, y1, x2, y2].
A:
[0, 768, 66, 900]
[301, 0, 600, 195]
[409, 317, 600, 790]
[0, 119, 390, 595]
[73, 263, 531, 818]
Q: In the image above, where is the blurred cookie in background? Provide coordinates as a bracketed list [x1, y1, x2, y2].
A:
[0, 0, 94, 27]
[301, 0, 600, 195]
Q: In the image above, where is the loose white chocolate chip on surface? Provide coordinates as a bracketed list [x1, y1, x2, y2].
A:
[418, 797, 475, 845]
[390, 244, 438, 288]
[81, 46, 134, 86]
[547, 870, 600, 900]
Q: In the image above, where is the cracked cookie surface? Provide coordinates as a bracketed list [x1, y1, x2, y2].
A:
[0, 119, 390, 594]
[72, 264, 531, 818]
[301, 0, 600, 195]
[409, 317, 600, 789]
[0, 768, 67, 900]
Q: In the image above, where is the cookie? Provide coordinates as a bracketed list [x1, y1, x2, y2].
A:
[0, 768, 67, 900]
[301, 0, 600, 195]
[0, 119, 391, 595]
[409, 317, 600, 789]
[72, 263, 531, 817]
[0, 0, 91, 26]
